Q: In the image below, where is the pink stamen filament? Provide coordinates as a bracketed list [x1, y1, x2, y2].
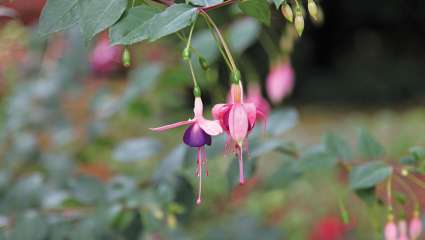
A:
[201, 146, 208, 176]
[238, 146, 245, 185]
[196, 148, 203, 205]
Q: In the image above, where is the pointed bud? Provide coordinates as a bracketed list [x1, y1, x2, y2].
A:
[281, 3, 293, 22]
[308, 0, 318, 20]
[398, 220, 409, 240]
[409, 212, 422, 240]
[198, 56, 209, 71]
[294, 9, 304, 37]
[122, 48, 131, 67]
[182, 47, 191, 61]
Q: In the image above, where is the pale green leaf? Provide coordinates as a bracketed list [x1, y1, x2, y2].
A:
[239, 0, 271, 26]
[37, 0, 81, 35]
[349, 161, 392, 190]
[80, 0, 127, 41]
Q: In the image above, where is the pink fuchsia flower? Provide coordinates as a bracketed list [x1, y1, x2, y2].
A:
[266, 61, 295, 104]
[212, 83, 265, 185]
[89, 36, 123, 75]
[246, 83, 270, 121]
[398, 220, 409, 240]
[409, 212, 422, 240]
[384, 219, 397, 240]
[150, 97, 222, 204]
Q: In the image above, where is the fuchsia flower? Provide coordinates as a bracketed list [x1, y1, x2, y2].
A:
[266, 61, 295, 104]
[89, 36, 123, 75]
[398, 220, 409, 240]
[409, 213, 422, 240]
[384, 219, 397, 240]
[150, 97, 222, 204]
[212, 83, 265, 184]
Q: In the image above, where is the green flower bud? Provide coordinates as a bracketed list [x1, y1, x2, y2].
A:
[281, 3, 293, 22]
[193, 85, 201, 97]
[308, 0, 318, 21]
[198, 57, 209, 71]
[122, 48, 131, 67]
[182, 47, 191, 61]
[231, 69, 241, 84]
[294, 9, 304, 37]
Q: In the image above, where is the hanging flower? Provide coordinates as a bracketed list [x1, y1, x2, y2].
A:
[150, 97, 222, 204]
[384, 217, 397, 240]
[89, 36, 123, 75]
[266, 61, 295, 104]
[398, 220, 409, 240]
[409, 211, 422, 240]
[212, 82, 265, 185]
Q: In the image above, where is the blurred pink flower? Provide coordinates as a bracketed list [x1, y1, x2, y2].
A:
[246, 83, 270, 121]
[409, 214, 422, 240]
[266, 61, 295, 104]
[384, 220, 397, 240]
[150, 97, 222, 204]
[89, 36, 123, 75]
[398, 220, 408, 240]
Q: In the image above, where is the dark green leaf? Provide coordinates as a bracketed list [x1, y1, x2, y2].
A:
[267, 108, 298, 136]
[153, 144, 188, 182]
[298, 145, 338, 171]
[349, 161, 392, 190]
[357, 128, 385, 159]
[227, 17, 261, 55]
[238, 0, 271, 26]
[323, 132, 353, 161]
[113, 138, 161, 162]
[37, 0, 80, 35]
[109, 5, 161, 45]
[190, 0, 223, 7]
[266, 157, 301, 189]
[69, 175, 105, 204]
[80, 0, 127, 41]
[148, 4, 198, 41]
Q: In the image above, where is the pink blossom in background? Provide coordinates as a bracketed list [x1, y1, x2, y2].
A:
[89, 37, 123, 75]
[398, 220, 409, 240]
[384, 220, 397, 240]
[266, 61, 295, 104]
[409, 214, 422, 240]
[246, 84, 270, 121]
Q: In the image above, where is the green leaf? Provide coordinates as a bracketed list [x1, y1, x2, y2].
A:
[323, 132, 353, 161]
[227, 17, 261, 55]
[109, 5, 161, 45]
[298, 145, 338, 171]
[10, 213, 47, 240]
[266, 157, 301, 189]
[273, 0, 284, 9]
[409, 146, 425, 161]
[349, 161, 392, 190]
[267, 108, 298, 136]
[148, 4, 198, 41]
[357, 129, 385, 159]
[153, 144, 188, 182]
[80, 0, 127, 41]
[37, 0, 81, 36]
[190, 0, 223, 7]
[113, 138, 161, 163]
[238, 0, 271, 26]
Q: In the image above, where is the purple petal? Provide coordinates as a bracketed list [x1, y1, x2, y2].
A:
[183, 123, 211, 147]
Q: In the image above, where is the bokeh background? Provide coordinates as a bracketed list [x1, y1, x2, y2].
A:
[1, 0, 425, 239]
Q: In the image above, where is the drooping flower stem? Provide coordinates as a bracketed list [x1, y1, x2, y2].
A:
[200, 11, 237, 73]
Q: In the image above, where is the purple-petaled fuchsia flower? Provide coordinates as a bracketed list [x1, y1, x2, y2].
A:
[212, 83, 266, 185]
[409, 212, 422, 240]
[384, 219, 397, 240]
[89, 37, 123, 75]
[266, 61, 295, 104]
[150, 97, 222, 204]
[398, 220, 409, 240]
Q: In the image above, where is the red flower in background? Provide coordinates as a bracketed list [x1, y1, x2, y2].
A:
[310, 216, 348, 240]
[1, 0, 45, 26]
